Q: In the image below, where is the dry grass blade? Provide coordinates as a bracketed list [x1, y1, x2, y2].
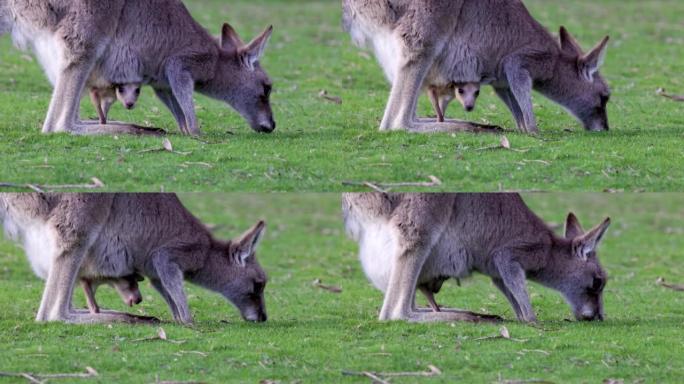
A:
[656, 88, 684, 101]
[656, 277, 684, 291]
[162, 138, 174, 152]
[312, 278, 342, 293]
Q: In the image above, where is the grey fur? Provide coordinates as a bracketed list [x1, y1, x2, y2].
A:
[342, 0, 611, 133]
[0, 193, 268, 324]
[343, 193, 610, 323]
[3, 0, 275, 136]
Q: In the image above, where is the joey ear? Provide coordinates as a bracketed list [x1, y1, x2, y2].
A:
[239, 25, 273, 70]
[572, 217, 610, 261]
[564, 212, 584, 239]
[236, 220, 266, 265]
[221, 23, 244, 50]
[559, 26, 583, 56]
[579, 36, 609, 82]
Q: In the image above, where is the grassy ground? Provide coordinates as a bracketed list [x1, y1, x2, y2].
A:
[0, 0, 683, 192]
[0, 193, 682, 383]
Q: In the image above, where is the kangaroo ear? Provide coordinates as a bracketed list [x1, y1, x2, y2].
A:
[221, 23, 244, 50]
[579, 36, 609, 82]
[564, 212, 584, 239]
[559, 26, 583, 56]
[236, 220, 266, 265]
[239, 25, 273, 70]
[572, 217, 610, 261]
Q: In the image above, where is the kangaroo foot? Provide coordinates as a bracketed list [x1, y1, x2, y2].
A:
[408, 309, 502, 323]
[70, 123, 166, 136]
[408, 120, 502, 134]
[63, 310, 160, 324]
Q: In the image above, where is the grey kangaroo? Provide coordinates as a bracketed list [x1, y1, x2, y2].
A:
[2, 0, 275, 136]
[343, 193, 610, 323]
[0, 193, 268, 324]
[89, 83, 142, 125]
[343, 0, 611, 134]
[427, 82, 480, 123]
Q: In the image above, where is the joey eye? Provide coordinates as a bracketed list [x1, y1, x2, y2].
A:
[475, 90, 480, 97]
[458, 88, 465, 95]
[135, 88, 141, 96]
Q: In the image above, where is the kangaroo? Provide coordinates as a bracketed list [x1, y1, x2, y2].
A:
[1, 201, 145, 314]
[80, 275, 144, 314]
[2, 0, 275, 136]
[0, 193, 268, 325]
[426, 82, 480, 122]
[343, 193, 610, 323]
[89, 84, 142, 124]
[342, 0, 611, 134]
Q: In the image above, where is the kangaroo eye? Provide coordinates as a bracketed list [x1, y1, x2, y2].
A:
[458, 89, 465, 95]
[135, 88, 141, 96]
[475, 90, 480, 97]
[591, 277, 604, 292]
[264, 84, 272, 98]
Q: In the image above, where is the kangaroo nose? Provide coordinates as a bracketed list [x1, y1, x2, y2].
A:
[258, 120, 276, 133]
[465, 105, 474, 112]
[125, 103, 135, 110]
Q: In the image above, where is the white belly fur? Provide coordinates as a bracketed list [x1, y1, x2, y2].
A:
[2, 215, 57, 280]
[12, 21, 64, 86]
[357, 220, 397, 293]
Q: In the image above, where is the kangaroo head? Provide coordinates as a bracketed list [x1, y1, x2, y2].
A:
[550, 213, 610, 321]
[110, 274, 144, 307]
[538, 27, 611, 131]
[454, 82, 480, 112]
[200, 24, 275, 133]
[202, 220, 268, 322]
[115, 84, 141, 110]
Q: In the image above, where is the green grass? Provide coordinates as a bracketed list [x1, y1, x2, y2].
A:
[1, 0, 683, 192]
[0, 194, 682, 383]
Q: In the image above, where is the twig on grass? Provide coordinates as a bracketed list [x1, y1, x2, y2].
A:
[656, 277, 684, 291]
[318, 89, 343, 104]
[0, 178, 105, 192]
[0, 367, 98, 383]
[475, 135, 529, 153]
[131, 327, 186, 344]
[342, 176, 442, 193]
[342, 365, 442, 382]
[656, 88, 684, 102]
[474, 326, 528, 342]
[312, 278, 342, 293]
[138, 138, 192, 156]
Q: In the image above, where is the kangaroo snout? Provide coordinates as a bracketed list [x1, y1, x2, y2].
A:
[242, 309, 268, 322]
[465, 104, 475, 112]
[255, 118, 276, 133]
